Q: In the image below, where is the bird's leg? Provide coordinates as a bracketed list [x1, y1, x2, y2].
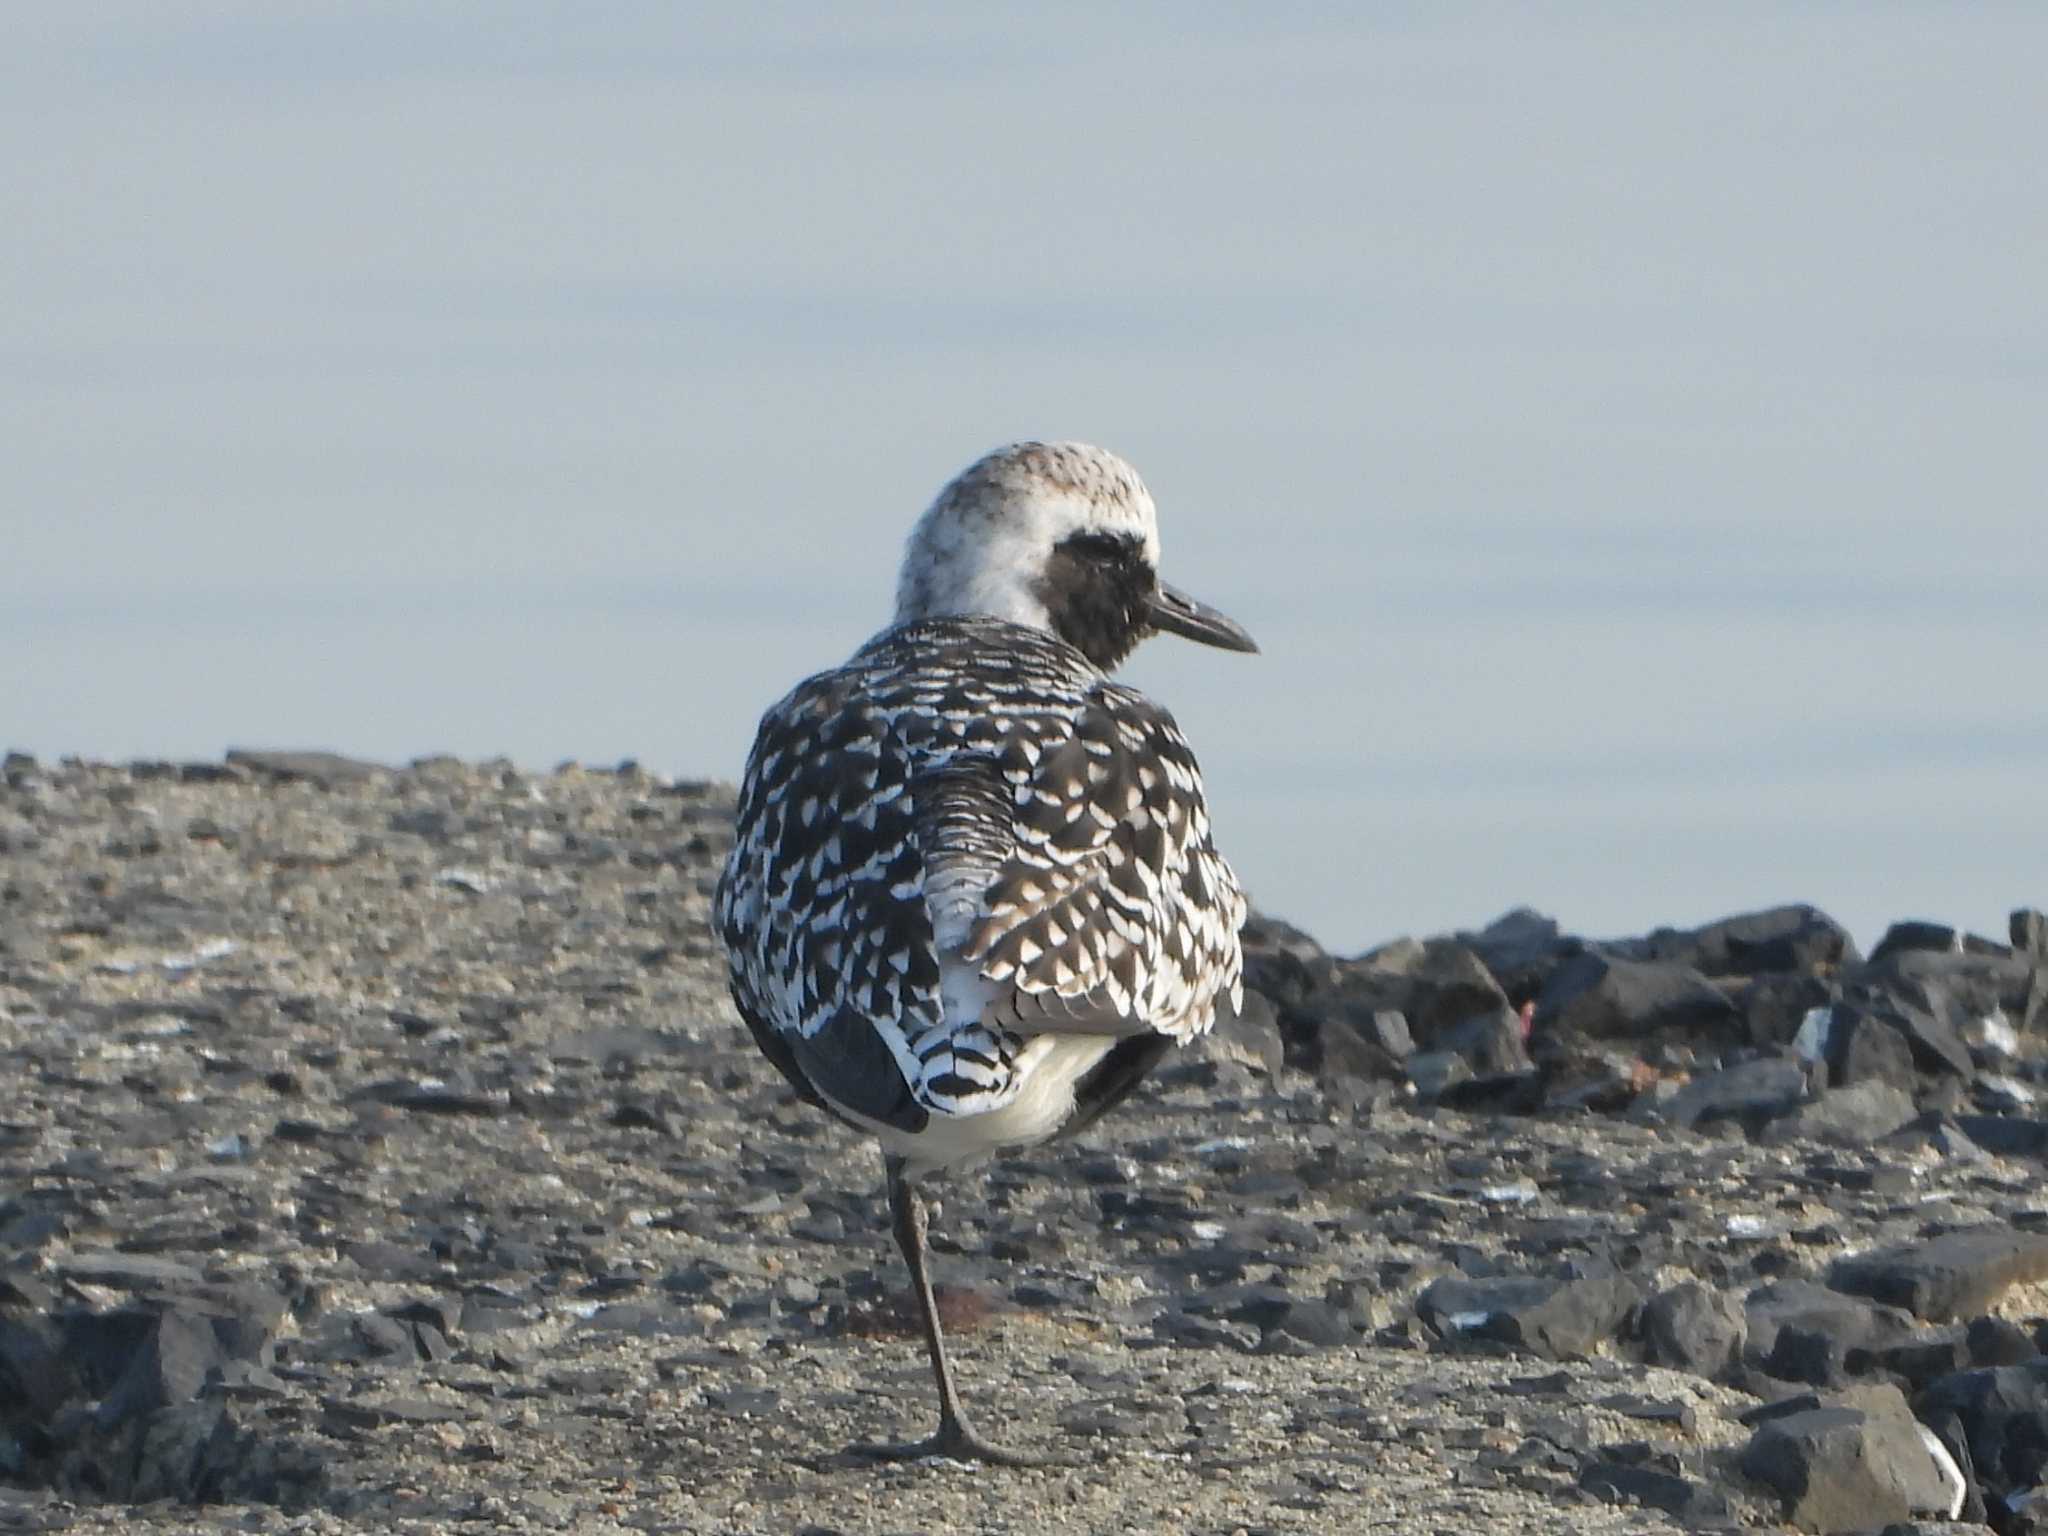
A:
[848, 1157, 1062, 1467]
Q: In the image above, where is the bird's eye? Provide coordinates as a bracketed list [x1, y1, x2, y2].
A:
[1060, 532, 1135, 564]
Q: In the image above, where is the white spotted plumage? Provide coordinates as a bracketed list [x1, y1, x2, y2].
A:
[715, 442, 1252, 1179]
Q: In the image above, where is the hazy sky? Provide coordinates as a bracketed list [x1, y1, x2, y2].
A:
[6, 4, 2044, 955]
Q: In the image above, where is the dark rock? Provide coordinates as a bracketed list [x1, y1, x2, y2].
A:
[1537, 1044, 1654, 1114]
[608, 1101, 670, 1134]
[1886, 948, 2043, 1031]
[1536, 952, 1740, 1042]
[1766, 1325, 1853, 1388]
[1218, 1287, 1353, 1349]
[1827, 1007, 1923, 1092]
[1416, 1265, 1637, 1361]
[387, 1296, 464, 1337]
[351, 1313, 415, 1358]
[1597, 1393, 1698, 1431]
[1740, 1384, 1960, 1531]
[1887, 1114, 1996, 1163]
[1746, 972, 1837, 1049]
[1870, 922, 1961, 966]
[214, 1360, 288, 1398]
[1324, 937, 1512, 1054]
[342, 1238, 443, 1282]
[1893, 1004, 1975, 1081]
[1435, 1007, 1533, 1076]
[323, 1395, 468, 1430]
[1965, 1316, 2037, 1368]
[1436, 1071, 1545, 1114]
[1578, 1459, 1730, 1521]
[1827, 1227, 2048, 1323]
[98, 1309, 222, 1424]
[1842, 965, 1994, 1080]
[1646, 905, 1860, 977]
[1762, 1080, 1917, 1147]
[1745, 1280, 1918, 1371]
[1916, 1363, 2048, 1518]
[1874, 1329, 1971, 1392]
[1151, 1310, 1259, 1351]
[1206, 989, 1284, 1077]
[1405, 1050, 1472, 1099]
[1365, 1009, 1413, 1059]
[0, 1314, 77, 1421]
[1240, 912, 1339, 1067]
[1739, 1392, 1826, 1427]
[1240, 910, 1338, 994]
[2013, 908, 2047, 958]
[1642, 1281, 1746, 1377]
[1453, 908, 1576, 998]
[1948, 1116, 2048, 1158]
[1645, 1055, 1808, 1133]
[56, 1309, 158, 1398]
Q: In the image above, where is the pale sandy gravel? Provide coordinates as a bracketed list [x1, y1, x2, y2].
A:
[0, 759, 1986, 1534]
[28, 1337, 1758, 1536]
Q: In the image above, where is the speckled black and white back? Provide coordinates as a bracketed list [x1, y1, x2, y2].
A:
[715, 615, 1245, 1132]
[715, 442, 1250, 1174]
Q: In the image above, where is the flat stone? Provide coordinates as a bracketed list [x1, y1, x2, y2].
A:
[1151, 1310, 1260, 1351]
[1536, 952, 1740, 1041]
[1872, 1328, 1970, 1391]
[1578, 1459, 1730, 1522]
[1646, 1055, 1808, 1132]
[1869, 922, 1961, 965]
[1828, 1227, 2048, 1323]
[1745, 1279, 1918, 1369]
[1762, 1079, 1917, 1147]
[1644, 904, 1861, 977]
[322, 1395, 469, 1428]
[224, 748, 389, 786]
[1949, 1115, 2048, 1158]
[1596, 1393, 1697, 1431]
[57, 1251, 206, 1291]
[1417, 1265, 1637, 1361]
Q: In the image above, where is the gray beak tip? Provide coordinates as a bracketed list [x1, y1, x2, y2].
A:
[1149, 582, 1259, 655]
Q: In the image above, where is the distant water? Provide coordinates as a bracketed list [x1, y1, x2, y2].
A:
[7, 6, 2045, 960]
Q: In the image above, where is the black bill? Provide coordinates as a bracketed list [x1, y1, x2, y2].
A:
[1147, 581, 1259, 654]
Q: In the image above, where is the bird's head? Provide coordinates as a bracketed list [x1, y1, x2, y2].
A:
[894, 441, 1257, 672]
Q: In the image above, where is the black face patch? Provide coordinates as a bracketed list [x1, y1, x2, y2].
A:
[1036, 531, 1155, 671]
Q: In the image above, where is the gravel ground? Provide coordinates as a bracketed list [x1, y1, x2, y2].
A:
[1, 755, 2034, 1533]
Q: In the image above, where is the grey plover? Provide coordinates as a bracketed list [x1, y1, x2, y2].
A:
[714, 441, 1255, 1463]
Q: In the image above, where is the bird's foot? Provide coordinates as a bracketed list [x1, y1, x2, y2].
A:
[848, 1415, 1068, 1468]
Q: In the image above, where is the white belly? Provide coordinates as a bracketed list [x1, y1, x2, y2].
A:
[854, 1033, 1118, 1180]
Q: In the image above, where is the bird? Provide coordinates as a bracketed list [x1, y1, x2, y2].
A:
[713, 440, 1256, 1464]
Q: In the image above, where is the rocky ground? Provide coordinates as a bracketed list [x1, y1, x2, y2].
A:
[2, 752, 2046, 1535]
